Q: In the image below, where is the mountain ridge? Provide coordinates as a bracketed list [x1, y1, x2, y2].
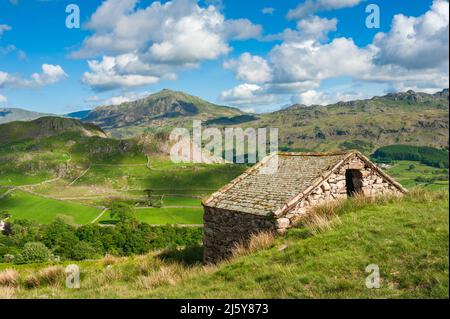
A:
[83, 89, 243, 131]
[0, 116, 107, 145]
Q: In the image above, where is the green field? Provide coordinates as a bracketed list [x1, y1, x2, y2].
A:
[386, 160, 449, 190]
[161, 196, 202, 207]
[0, 190, 102, 225]
[0, 172, 52, 187]
[6, 190, 448, 299]
[100, 207, 204, 225]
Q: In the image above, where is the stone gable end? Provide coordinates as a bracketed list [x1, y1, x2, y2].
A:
[277, 154, 404, 233]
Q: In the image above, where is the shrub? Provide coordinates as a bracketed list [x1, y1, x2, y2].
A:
[70, 241, 99, 261]
[15, 242, 52, 264]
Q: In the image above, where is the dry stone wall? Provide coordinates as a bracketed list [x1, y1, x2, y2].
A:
[203, 206, 276, 263]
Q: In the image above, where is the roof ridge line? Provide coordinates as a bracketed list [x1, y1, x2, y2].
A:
[277, 151, 354, 156]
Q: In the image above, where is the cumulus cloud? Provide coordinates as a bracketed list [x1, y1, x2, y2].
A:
[224, 53, 272, 83]
[222, 1, 449, 110]
[74, 0, 262, 91]
[81, 54, 161, 91]
[0, 94, 7, 104]
[287, 0, 362, 19]
[0, 64, 67, 89]
[292, 90, 372, 106]
[373, 0, 449, 70]
[220, 83, 277, 107]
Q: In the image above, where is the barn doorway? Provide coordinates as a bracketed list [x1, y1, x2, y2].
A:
[346, 169, 363, 197]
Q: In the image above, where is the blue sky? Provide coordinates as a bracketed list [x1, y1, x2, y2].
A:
[0, 0, 448, 114]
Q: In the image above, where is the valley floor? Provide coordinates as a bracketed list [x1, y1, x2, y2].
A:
[2, 189, 448, 299]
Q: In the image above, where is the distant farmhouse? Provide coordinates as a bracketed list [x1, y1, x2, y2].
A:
[202, 151, 407, 263]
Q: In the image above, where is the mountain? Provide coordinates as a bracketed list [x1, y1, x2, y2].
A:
[221, 88, 448, 152]
[83, 89, 243, 137]
[0, 116, 107, 145]
[0, 107, 52, 124]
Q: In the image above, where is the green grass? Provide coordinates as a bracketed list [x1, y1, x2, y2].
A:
[0, 190, 102, 225]
[386, 160, 448, 190]
[162, 196, 202, 207]
[4, 190, 448, 299]
[100, 207, 204, 225]
[0, 172, 52, 187]
[77, 160, 245, 192]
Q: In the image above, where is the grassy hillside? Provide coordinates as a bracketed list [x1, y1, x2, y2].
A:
[1, 190, 447, 299]
[0, 190, 102, 225]
[0, 125, 245, 226]
[386, 161, 449, 190]
[0, 117, 107, 145]
[223, 89, 449, 152]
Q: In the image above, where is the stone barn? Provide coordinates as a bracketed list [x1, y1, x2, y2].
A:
[202, 151, 407, 263]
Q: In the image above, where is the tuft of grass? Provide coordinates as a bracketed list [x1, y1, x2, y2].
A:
[23, 274, 40, 289]
[0, 286, 16, 299]
[38, 266, 65, 287]
[232, 232, 275, 258]
[135, 264, 185, 289]
[101, 254, 121, 267]
[0, 269, 19, 288]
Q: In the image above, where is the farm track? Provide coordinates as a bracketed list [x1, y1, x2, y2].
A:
[69, 164, 92, 186]
[91, 208, 108, 224]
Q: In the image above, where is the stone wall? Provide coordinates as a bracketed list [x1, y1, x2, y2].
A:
[203, 206, 276, 263]
[276, 154, 403, 233]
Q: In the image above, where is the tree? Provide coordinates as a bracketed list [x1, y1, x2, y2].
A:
[109, 201, 137, 225]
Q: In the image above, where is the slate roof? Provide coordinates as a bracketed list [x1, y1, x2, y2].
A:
[203, 152, 351, 216]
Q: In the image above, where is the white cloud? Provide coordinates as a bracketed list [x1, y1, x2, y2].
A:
[373, 0, 449, 70]
[222, 1, 449, 109]
[224, 53, 272, 83]
[220, 83, 277, 107]
[74, 0, 262, 91]
[0, 94, 7, 104]
[82, 54, 160, 91]
[84, 91, 152, 107]
[0, 64, 67, 88]
[296, 16, 337, 40]
[0, 24, 12, 39]
[287, 0, 362, 19]
[292, 90, 371, 106]
[261, 7, 275, 15]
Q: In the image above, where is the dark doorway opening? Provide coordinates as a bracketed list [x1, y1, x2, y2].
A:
[346, 169, 363, 197]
